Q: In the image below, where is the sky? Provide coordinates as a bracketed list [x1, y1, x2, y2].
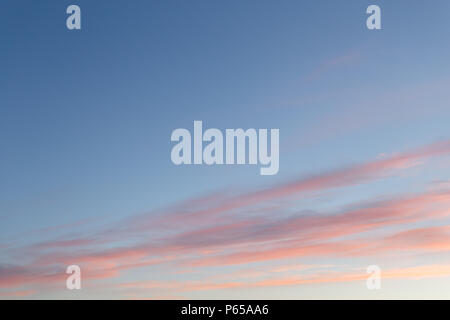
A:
[1, 0, 450, 299]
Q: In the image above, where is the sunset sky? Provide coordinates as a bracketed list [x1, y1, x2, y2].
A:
[1, 0, 450, 299]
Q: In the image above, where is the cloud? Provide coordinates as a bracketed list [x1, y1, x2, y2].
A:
[1, 140, 449, 297]
[118, 263, 450, 293]
[0, 290, 36, 298]
[150, 139, 450, 226]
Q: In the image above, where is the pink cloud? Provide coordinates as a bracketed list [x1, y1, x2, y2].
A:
[117, 264, 450, 294]
[1, 140, 449, 296]
[0, 290, 36, 298]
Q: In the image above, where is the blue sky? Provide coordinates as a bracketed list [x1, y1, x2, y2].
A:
[1, 0, 450, 299]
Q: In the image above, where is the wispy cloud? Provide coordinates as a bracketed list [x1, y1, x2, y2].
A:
[1, 140, 449, 298]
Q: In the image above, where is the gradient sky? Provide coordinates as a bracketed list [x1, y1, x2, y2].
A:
[1, 0, 450, 299]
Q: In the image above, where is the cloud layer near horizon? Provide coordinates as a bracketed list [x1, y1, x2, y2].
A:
[1, 140, 450, 298]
